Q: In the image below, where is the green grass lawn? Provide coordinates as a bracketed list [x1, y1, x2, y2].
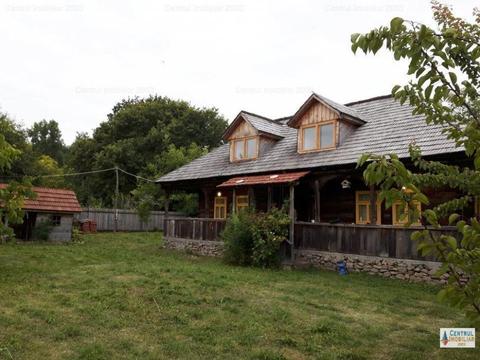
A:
[0, 233, 478, 360]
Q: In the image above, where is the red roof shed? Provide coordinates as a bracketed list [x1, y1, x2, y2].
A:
[0, 184, 82, 213]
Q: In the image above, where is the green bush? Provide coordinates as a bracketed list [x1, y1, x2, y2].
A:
[32, 220, 53, 241]
[222, 207, 290, 268]
[252, 207, 290, 268]
[71, 227, 83, 243]
[222, 210, 255, 266]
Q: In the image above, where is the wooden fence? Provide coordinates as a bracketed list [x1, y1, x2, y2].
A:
[160, 217, 460, 261]
[164, 217, 226, 241]
[75, 208, 183, 232]
[294, 222, 458, 261]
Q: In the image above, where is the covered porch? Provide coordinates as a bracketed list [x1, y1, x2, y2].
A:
[162, 169, 462, 262]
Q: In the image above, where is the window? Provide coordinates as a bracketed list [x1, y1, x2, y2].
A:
[392, 200, 422, 226]
[50, 215, 61, 226]
[320, 123, 334, 148]
[355, 191, 382, 225]
[299, 121, 336, 152]
[234, 139, 244, 159]
[235, 195, 249, 213]
[232, 137, 258, 161]
[246, 138, 256, 158]
[302, 126, 316, 150]
[214, 197, 227, 219]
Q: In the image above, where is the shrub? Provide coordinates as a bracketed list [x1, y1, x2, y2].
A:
[222, 207, 290, 268]
[222, 210, 255, 266]
[71, 227, 83, 243]
[252, 207, 290, 268]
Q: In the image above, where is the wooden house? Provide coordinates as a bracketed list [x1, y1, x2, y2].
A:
[156, 93, 468, 265]
[0, 184, 82, 241]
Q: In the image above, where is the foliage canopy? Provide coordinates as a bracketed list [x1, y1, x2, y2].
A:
[352, 1, 480, 324]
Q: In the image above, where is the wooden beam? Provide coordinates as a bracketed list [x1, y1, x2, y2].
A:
[369, 185, 377, 225]
[202, 188, 210, 218]
[314, 179, 321, 222]
[248, 187, 256, 209]
[289, 183, 295, 261]
[267, 186, 272, 211]
[164, 191, 170, 238]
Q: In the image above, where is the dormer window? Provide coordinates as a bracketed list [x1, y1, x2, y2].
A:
[223, 111, 285, 163]
[232, 136, 258, 161]
[299, 121, 336, 152]
[287, 93, 366, 154]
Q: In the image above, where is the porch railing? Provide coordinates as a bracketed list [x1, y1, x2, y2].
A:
[163, 217, 459, 261]
[164, 217, 226, 241]
[294, 222, 458, 261]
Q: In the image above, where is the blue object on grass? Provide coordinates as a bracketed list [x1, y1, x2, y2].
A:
[337, 260, 348, 276]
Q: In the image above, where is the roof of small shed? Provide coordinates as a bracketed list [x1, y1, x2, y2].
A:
[0, 184, 82, 213]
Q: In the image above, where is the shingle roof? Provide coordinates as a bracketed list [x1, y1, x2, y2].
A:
[217, 171, 310, 187]
[241, 111, 287, 138]
[0, 184, 82, 213]
[288, 93, 365, 127]
[222, 111, 287, 140]
[157, 95, 462, 184]
[312, 93, 365, 123]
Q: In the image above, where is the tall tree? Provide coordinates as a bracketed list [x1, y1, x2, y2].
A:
[0, 116, 34, 241]
[132, 143, 208, 219]
[66, 95, 227, 207]
[0, 133, 19, 171]
[352, 1, 480, 323]
[28, 120, 66, 164]
[0, 113, 36, 179]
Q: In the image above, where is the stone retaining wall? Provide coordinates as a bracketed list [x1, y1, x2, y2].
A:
[164, 237, 224, 257]
[163, 237, 449, 284]
[296, 249, 448, 284]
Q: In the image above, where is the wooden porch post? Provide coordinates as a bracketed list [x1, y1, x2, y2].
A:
[314, 179, 321, 222]
[267, 185, 272, 211]
[164, 190, 170, 238]
[232, 188, 236, 214]
[289, 183, 295, 261]
[248, 187, 256, 209]
[202, 188, 210, 218]
[369, 185, 377, 225]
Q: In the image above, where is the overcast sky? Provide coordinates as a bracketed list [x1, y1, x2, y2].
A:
[0, 0, 477, 144]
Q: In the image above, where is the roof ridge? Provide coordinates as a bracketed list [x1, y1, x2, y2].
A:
[0, 183, 75, 192]
[344, 94, 393, 106]
[241, 110, 283, 126]
[32, 186, 76, 192]
[272, 116, 293, 122]
[287, 92, 365, 127]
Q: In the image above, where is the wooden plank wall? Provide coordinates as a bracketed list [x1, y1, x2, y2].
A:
[75, 208, 184, 232]
[161, 217, 459, 261]
[164, 217, 226, 241]
[299, 102, 337, 125]
[294, 222, 459, 261]
[228, 120, 257, 139]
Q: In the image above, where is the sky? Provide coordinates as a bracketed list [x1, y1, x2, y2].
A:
[0, 0, 478, 144]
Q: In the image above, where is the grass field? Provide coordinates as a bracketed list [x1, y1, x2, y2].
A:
[0, 233, 478, 359]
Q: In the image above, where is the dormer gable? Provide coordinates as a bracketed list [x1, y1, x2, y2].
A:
[222, 111, 285, 162]
[288, 93, 366, 153]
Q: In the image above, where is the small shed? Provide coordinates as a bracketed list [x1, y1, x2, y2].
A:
[0, 184, 82, 241]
